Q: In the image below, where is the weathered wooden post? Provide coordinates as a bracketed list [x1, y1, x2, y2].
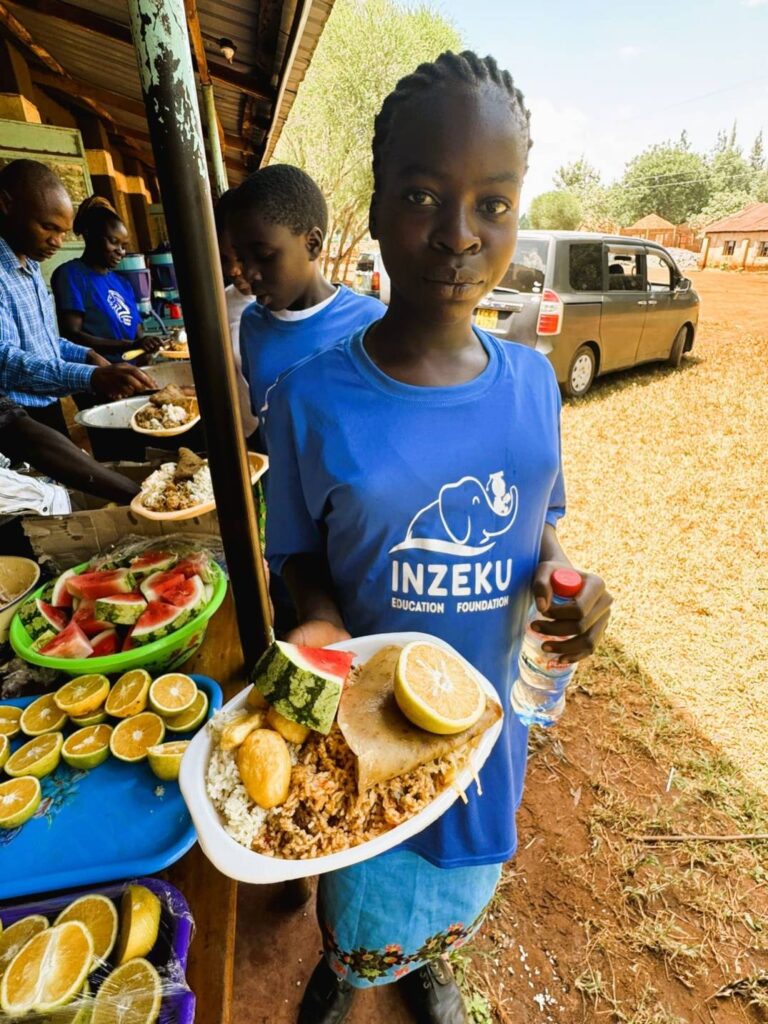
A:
[126, 0, 272, 664]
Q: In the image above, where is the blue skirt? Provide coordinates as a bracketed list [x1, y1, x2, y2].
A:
[318, 850, 501, 988]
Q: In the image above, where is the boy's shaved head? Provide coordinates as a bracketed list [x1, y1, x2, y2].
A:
[231, 164, 328, 236]
[0, 159, 68, 203]
[0, 159, 73, 262]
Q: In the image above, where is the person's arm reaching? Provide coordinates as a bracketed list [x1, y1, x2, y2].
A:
[58, 312, 163, 356]
[1, 412, 139, 503]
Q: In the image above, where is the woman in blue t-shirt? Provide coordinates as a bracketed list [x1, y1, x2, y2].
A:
[264, 52, 612, 1024]
[52, 197, 161, 363]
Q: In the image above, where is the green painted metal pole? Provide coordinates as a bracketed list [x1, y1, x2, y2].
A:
[127, 0, 273, 665]
[202, 83, 228, 199]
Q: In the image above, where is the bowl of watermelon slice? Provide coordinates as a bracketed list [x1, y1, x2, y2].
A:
[9, 545, 227, 676]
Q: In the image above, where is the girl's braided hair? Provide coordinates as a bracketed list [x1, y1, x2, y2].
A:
[372, 50, 532, 193]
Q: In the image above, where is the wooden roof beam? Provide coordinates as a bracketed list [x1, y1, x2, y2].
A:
[31, 67, 146, 118]
[8, 0, 275, 101]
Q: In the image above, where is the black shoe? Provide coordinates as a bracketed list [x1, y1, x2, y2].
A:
[398, 960, 468, 1024]
[298, 957, 356, 1024]
[279, 876, 314, 911]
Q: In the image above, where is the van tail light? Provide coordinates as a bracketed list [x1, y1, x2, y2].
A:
[371, 271, 381, 292]
[536, 289, 563, 336]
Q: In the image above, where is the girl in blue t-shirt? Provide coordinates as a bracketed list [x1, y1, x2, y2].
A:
[52, 197, 161, 363]
[264, 51, 611, 1024]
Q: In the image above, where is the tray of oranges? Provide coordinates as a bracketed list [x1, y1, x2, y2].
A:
[0, 672, 222, 899]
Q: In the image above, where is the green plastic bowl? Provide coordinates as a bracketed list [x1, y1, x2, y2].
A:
[10, 561, 227, 677]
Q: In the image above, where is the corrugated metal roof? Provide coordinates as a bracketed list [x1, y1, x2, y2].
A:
[3, 0, 333, 183]
[704, 202, 768, 234]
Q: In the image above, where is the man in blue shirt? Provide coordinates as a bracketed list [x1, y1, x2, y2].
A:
[0, 160, 153, 431]
[229, 165, 384, 436]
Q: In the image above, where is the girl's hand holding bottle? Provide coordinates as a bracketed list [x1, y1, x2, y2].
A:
[530, 560, 612, 666]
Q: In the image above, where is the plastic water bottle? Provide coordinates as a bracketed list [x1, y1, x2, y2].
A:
[511, 568, 584, 727]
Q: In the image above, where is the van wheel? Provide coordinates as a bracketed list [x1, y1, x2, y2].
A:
[667, 326, 687, 368]
[565, 345, 596, 397]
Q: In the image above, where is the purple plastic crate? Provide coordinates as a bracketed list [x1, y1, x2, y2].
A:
[0, 876, 195, 1023]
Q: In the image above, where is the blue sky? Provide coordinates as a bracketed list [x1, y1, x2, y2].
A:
[435, 0, 768, 208]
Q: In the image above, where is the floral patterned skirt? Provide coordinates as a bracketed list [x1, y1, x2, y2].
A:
[317, 850, 502, 988]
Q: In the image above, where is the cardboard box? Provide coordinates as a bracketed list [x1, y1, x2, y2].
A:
[21, 463, 221, 572]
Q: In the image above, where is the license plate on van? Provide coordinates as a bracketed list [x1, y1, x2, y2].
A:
[474, 308, 498, 329]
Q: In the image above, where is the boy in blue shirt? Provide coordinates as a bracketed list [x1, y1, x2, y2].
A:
[228, 164, 384, 439]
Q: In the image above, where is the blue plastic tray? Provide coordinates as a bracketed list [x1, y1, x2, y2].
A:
[0, 674, 222, 900]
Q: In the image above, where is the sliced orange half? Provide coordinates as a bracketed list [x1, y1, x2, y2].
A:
[109, 713, 165, 763]
[394, 641, 486, 735]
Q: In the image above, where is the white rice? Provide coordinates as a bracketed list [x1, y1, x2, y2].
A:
[140, 462, 214, 512]
[205, 708, 301, 849]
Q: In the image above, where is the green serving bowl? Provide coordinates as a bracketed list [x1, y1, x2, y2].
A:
[10, 560, 227, 676]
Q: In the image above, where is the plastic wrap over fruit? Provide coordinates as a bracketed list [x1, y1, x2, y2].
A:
[0, 876, 196, 1022]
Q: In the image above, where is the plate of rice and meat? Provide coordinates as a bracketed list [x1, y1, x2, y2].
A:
[179, 632, 503, 883]
[130, 385, 200, 437]
[131, 448, 268, 521]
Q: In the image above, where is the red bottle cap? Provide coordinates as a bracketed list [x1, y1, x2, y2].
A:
[551, 568, 583, 598]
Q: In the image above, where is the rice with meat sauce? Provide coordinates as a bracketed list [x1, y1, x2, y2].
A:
[251, 726, 471, 859]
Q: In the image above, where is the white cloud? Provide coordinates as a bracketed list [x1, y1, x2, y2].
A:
[742, 0, 768, 6]
[618, 45, 643, 58]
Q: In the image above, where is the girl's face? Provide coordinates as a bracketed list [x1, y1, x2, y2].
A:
[91, 219, 129, 269]
[372, 83, 528, 324]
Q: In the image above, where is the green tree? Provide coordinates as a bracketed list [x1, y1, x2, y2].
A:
[709, 147, 754, 195]
[273, 0, 461, 280]
[613, 141, 710, 225]
[552, 158, 616, 230]
[749, 130, 765, 171]
[528, 190, 582, 230]
[691, 189, 754, 229]
[553, 156, 601, 193]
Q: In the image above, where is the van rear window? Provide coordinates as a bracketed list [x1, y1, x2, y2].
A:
[498, 239, 548, 293]
[569, 243, 603, 291]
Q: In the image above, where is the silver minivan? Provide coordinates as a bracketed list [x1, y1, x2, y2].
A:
[473, 230, 700, 397]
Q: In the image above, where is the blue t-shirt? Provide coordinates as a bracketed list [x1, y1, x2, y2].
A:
[239, 285, 384, 419]
[52, 260, 140, 348]
[264, 329, 565, 869]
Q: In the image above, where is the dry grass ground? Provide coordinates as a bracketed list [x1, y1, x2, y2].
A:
[557, 269, 768, 795]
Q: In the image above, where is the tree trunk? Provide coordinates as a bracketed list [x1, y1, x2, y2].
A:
[330, 209, 354, 282]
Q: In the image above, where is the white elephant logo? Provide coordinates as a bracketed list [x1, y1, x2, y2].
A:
[389, 472, 519, 556]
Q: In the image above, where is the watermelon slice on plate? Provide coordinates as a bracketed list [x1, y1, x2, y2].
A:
[128, 550, 178, 579]
[250, 641, 356, 735]
[122, 627, 136, 652]
[140, 569, 186, 603]
[72, 601, 112, 638]
[39, 621, 93, 659]
[132, 601, 190, 646]
[51, 568, 77, 609]
[90, 628, 119, 657]
[66, 569, 136, 602]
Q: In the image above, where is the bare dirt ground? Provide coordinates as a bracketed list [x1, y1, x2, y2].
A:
[233, 269, 768, 1024]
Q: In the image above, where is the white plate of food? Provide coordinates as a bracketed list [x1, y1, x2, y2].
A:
[179, 632, 504, 884]
[131, 450, 268, 521]
[130, 385, 200, 437]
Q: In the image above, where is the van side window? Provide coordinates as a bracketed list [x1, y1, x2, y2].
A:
[606, 249, 643, 291]
[646, 252, 674, 291]
[569, 243, 602, 291]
